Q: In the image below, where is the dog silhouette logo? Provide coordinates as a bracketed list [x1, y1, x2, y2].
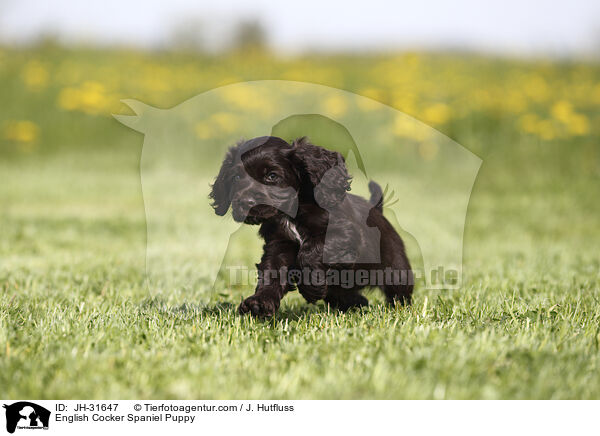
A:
[3, 402, 50, 434]
[115, 80, 482, 292]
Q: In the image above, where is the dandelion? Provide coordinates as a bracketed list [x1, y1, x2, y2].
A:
[393, 114, 432, 141]
[78, 81, 109, 113]
[194, 121, 213, 140]
[359, 87, 384, 102]
[519, 114, 558, 140]
[519, 113, 540, 134]
[566, 113, 590, 136]
[550, 100, 590, 136]
[22, 61, 48, 90]
[321, 95, 347, 118]
[2, 120, 39, 143]
[524, 74, 549, 102]
[356, 88, 386, 112]
[2, 120, 39, 152]
[221, 84, 266, 113]
[422, 103, 451, 126]
[504, 91, 527, 114]
[391, 91, 417, 115]
[57, 81, 113, 115]
[141, 71, 170, 93]
[210, 112, 239, 133]
[551, 100, 573, 123]
[57, 87, 79, 111]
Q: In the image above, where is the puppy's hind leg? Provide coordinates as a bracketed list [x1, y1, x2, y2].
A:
[380, 253, 414, 305]
[324, 287, 369, 312]
[382, 284, 412, 306]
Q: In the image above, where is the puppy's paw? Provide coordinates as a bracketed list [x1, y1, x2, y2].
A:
[238, 295, 279, 318]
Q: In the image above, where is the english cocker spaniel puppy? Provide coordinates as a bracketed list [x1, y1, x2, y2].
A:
[210, 136, 413, 317]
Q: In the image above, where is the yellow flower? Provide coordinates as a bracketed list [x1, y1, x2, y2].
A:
[58, 88, 79, 111]
[567, 113, 589, 136]
[519, 113, 540, 134]
[22, 61, 48, 90]
[550, 100, 590, 136]
[194, 121, 213, 140]
[210, 112, 239, 133]
[221, 84, 267, 114]
[422, 103, 451, 126]
[357, 96, 381, 112]
[551, 100, 573, 123]
[141, 70, 170, 93]
[393, 114, 432, 141]
[321, 95, 347, 118]
[359, 87, 384, 103]
[2, 120, 39, 150]
[519, 114, 560, 140]
[78, 82, 109, 113]
[391, 91, 417, 115]
[504, 91, 527, 114]
[524, 75, 549, 102]
[57, 81, 113, 115]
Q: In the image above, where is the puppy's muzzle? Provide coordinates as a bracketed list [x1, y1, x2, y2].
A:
[232, 197, 258, 222]
[232, 186, 298, 222]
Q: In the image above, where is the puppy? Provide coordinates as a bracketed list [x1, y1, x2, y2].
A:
[210, 136, 413, 317]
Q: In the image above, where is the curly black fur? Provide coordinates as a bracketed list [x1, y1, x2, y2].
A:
[210, 136, 413, 317]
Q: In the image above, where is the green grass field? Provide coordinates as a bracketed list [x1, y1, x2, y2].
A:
[1, 46, 599, 399]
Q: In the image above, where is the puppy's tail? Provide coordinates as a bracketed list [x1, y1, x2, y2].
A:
[369, 181, 384, 212]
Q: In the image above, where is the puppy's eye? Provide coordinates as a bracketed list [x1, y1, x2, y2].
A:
[233, 175, 241, 181]
[265, 172, 279, 183]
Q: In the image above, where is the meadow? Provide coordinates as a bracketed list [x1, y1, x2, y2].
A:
[1, 45, 599, 398]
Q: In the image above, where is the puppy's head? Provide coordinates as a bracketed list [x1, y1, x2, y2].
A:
[210, 136, 351, 223]
[209, 136, 300, 224]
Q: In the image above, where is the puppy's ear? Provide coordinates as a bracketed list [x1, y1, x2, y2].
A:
[289, 137, 351, 208]
[209, 146, 237, 215]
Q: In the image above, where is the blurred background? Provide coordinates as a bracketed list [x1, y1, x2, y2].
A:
[1, 0, 599, 153]
[1, 0, 599, 273]
[2, 0, 600, 55]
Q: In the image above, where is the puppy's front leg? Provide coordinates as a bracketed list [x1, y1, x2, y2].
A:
[238, 240, 297, 317]
[295, 237, 329, 303]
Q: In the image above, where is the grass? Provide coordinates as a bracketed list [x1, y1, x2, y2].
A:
[1, 46, 600, 399]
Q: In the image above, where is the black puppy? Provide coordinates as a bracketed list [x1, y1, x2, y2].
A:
[210, 136, 413, 317]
